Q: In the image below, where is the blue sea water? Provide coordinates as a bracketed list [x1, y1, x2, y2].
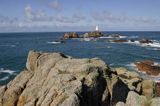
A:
[0, 31, 160, 85]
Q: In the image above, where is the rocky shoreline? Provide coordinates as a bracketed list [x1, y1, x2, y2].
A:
[0, 51, 160, 106]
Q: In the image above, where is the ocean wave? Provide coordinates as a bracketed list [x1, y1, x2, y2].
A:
[124, 40, 160, 48]
[0, 68, 16, 81]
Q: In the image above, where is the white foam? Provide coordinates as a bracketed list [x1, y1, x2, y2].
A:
[99, 36, 113, 39]
[0, 76, 9, 81]
[0, 68, 16, 81]
[119, 36, 127, 38]
[142, 42, 160, 48]
[82, 38, 97, 41]
[0, 68, 16, 75]
[123, 40, 160, 48]
[47, 41, 61, 44]
[99, 36, 127, 39]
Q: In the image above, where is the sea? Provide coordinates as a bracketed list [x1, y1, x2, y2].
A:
[0, 31, 160, 85]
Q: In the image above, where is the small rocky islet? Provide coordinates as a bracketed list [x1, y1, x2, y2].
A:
[0, 51, 160, 106]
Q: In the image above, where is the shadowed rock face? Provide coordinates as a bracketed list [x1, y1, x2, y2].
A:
[0, 51, 159, 106]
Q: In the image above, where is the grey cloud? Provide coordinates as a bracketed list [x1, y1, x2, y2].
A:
[72, 12, 86, 21]
[25, 4, 54, 22]
[92, 11, 158, 24]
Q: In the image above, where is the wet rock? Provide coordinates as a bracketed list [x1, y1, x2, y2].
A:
[139, 39, 153, 44]
[135, 60, 160, 76]
[110, 39, 128, 43]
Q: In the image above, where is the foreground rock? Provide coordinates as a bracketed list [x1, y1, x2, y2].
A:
[135, 61, 160, 76]
[0, 51, 159, 106]
[0, 51, 108, 106]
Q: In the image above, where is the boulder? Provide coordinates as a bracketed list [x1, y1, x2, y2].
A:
[116, 102, 125, 106]
[135, 61, 160, 76]
[126, 91, 148, 106]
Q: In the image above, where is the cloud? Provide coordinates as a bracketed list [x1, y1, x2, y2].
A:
[72, 12, 86, 21]
[25, 4, 53, 22]
[91, 11, 158, 25]
[49, 0, 62, 11]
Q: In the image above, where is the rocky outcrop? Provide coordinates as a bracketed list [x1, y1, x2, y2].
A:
[139, 39, 153, 44]
[63, 32, 79, 39]
[83, 31, 103, 38]
[135, 61, 160, 76]
[0, 51, 159, 106]
[110, 40, 128, 43]
[0, 51, 109, 106]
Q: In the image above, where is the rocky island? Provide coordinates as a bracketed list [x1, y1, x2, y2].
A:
[63, 26, 103, 39]
[63, 31, 103, 39]
[0, 51, 160, 106]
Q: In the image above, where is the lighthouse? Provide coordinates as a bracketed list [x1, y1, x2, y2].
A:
[95, 26, 99, 31]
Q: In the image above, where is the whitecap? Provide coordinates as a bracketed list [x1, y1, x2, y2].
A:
[47, 41, 61, 44]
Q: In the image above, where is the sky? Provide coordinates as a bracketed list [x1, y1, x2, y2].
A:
[0, 0, 160, 32]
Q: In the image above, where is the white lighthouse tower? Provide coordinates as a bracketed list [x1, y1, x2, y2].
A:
[95, 26, 99, 31]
